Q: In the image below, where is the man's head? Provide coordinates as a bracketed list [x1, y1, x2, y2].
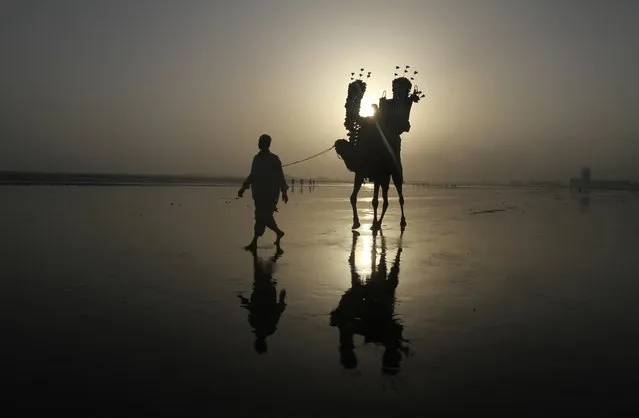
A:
[371, 103, 379, 118]
[258, 134, 272, 151]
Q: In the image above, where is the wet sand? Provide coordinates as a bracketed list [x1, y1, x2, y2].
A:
[1, 184, 638, 417]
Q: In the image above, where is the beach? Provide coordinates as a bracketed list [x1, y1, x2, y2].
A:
[2, 184, 638, 417]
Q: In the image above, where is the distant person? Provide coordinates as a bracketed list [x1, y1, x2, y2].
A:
[238, 134, 289, 251]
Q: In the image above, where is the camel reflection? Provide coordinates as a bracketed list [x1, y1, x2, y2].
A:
[330, 231, 409, 374]
[238, 247, 286, 354]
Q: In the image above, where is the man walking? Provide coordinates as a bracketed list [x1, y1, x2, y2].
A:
[238, 134, 289, 251]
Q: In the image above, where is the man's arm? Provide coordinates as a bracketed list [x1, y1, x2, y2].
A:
[238, 174, 251, 198]
[240, 173, 252, 191]
[275, 156, 289, 202]
[275, 157, 288, 191]
[243, 172, 252, 189]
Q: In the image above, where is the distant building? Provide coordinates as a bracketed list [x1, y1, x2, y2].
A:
[581, 167, 591, 191]
[569, 167, 632, 191]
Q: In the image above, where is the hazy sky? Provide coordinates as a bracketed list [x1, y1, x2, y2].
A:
[1, 0, 638, 181]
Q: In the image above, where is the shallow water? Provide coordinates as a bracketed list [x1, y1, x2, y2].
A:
[1, 185, 638, 416]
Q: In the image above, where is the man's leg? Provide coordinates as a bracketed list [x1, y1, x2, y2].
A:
[246, 205, 266, 250]
[264, 210, 284, 245]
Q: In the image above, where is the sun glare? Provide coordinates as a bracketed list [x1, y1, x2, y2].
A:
[359, 97, 375, 117]
[355, 234, 373, 275]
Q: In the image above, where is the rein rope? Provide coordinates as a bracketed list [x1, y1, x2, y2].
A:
[281, 145, 336, 167]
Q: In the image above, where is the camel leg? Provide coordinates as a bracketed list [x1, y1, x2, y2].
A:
[392, 172, 406, 230]
[377, 174, 391, 229]
[371, 180, 380, 231]
[350, 174, 364, 229]
[349, 231, 360, 286]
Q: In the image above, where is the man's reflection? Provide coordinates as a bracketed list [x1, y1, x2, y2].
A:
[238, 246, 286, 354]
[330, 232, 409, 374]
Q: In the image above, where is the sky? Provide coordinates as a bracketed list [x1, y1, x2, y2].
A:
[1, 0, 638, 182]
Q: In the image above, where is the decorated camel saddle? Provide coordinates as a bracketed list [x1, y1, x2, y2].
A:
[335, 66, 425, 179]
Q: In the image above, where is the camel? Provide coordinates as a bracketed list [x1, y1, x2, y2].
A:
[344, 133, 406, 232]
[335, 72, 422, 231]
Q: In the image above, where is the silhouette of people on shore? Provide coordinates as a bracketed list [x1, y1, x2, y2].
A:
[238, 246, 286, 354]
[238, 134, 289, 251]
[329, 231, 409, 374]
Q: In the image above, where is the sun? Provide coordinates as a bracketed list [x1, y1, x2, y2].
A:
[359, 96, 376, 117]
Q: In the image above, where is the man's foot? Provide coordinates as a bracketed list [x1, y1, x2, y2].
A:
[244, 241, 257, 252]
[272, 244, 284, 260]
[274, 230, 285, 245]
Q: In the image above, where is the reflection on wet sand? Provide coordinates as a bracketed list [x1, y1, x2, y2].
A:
[330, 231, 409, 375]
[238, 246, 286, 354]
